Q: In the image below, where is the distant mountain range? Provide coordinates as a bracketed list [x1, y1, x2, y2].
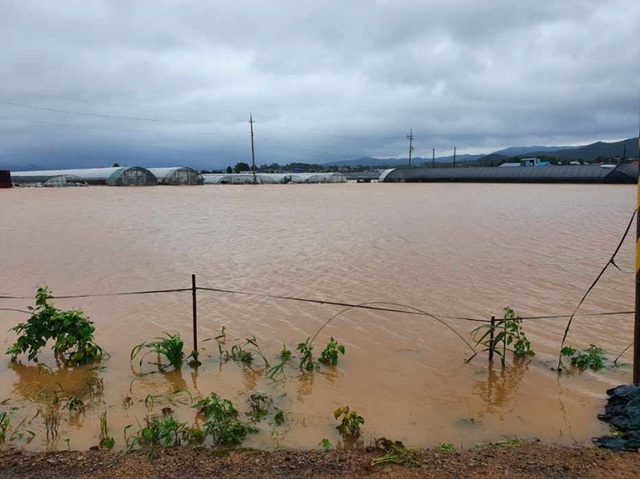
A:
[322, 137, 638, 168]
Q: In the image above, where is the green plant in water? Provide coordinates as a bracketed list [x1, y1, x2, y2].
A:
[6, 286, 105, 366]
[195, 393, 257, 446]
[99, 411, 115, 450]
[131, 333, 184, 371]
[125, 409, 198, 459]
[230, 344, 253, 364]
[273, 408, 286, 426]
[318, 337, 346, 366]
[0, 412, 35, 445]
[297, 338, 317, 372]
[334, 406, 364, 440]
[372, 437, 421, 467]
[319, 438, 332, 450]
[561, 344, 607, 371]
[265, 345, 293, 380]
[471, 306, 534, 366]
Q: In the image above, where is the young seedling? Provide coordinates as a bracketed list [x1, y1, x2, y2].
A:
[297, 338, 317, 372]
[470, 306, 534, 366]
[125, 409, 198, 460]
[99, 411, 114, 450]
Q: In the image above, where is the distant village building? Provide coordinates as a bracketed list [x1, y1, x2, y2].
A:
[499, 158, 550, 168]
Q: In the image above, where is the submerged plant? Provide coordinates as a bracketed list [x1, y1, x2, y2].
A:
[561, 344, 607, 371]
[246, 393, 273, 423]
[334, 406, 364, 440]
[131, 333, 185, 371]
[195, 393, 257, 446]
[6, 286, 105, 366]
[297, 338, 317, 372]
[471, 306, 534, 366]
[99, 411, 115, 450]
[0, 411, 35, 445]
[318, 337, 346, 366]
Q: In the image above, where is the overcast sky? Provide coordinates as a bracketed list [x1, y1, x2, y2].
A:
[1, 0, 639, 170]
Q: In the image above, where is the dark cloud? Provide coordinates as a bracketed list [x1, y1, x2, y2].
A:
[1, 0, 638, 170]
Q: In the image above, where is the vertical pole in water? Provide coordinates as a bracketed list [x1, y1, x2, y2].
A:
[250, 113, 257, 185]
[635, 135, 640, 384]
[488, 316, 495, 362]
[407, 129, 414, 166]
[432, 148, 435, 168]
[453, 147, 457, 168]
[192, 274, 198, 356]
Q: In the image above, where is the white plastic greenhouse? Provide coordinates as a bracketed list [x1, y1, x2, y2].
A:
[11, 167, 158, 186]
[148, 167, 204, 185]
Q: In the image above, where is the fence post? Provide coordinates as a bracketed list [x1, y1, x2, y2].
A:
[192, 274, 198, 358]
[488, 316, 495, 362]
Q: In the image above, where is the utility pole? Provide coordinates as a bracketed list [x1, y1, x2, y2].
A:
[249, 113, 257, 185]
[453, 147, 457, 168]
[432, 148, 435, 168]
[407, 129, 414, 166]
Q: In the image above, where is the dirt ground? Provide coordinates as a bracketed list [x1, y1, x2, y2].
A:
[1, 442, 640, 478]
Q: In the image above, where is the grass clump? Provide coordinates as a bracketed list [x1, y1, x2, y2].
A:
[6, 286, 105, 366]
[131, 333, 185, 371]
[0, 411, 35, 445]
[195, 393, 257, 446]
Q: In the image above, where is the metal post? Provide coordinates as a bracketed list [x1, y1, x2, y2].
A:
[407, 129, 414, 166]
[489, 316, 495, 362]
[432, 148, 435, 168]
[192, 274, 198, 355]
[250, 113, 257, 185]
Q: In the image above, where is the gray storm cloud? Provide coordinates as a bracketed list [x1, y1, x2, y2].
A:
[0, 0, 638, 169]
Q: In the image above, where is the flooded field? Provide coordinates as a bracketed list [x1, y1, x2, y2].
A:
[0, 183, 636, 451]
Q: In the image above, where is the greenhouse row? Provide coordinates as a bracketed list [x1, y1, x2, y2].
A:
[9, 168, 349, 187]
[10, 167, 204, 186]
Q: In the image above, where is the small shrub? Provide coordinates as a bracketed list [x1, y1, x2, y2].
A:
[6, 286, 105, 366]
[318, 337, 345, 366]
[195, 393, 257, 446]
[247, 392, 273, 423]
[319, 438, 332, 450]
[131, 333, 184, 370]
[561, 344, 607, 371]
[334, 406, 364, 440]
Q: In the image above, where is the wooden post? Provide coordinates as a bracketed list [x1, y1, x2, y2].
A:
[489, 316, 495, 362]
[634, 137, 640, 384]
[192, 274, 198, 355]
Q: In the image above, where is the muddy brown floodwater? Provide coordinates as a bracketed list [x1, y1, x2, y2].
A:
[0, 183, 636, 452]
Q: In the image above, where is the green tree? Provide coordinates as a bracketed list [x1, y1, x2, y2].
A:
[234, 162, 250, 173]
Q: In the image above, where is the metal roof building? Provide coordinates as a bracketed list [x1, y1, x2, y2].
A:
[381, 164, 638, 184]
[11, 167, 158, 186]
[148, 167, 204, 185]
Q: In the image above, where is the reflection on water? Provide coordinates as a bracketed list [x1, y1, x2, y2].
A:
[0, 184, 635, 449]
[11, 362, 104, 406]
[472, 360, 528, 416]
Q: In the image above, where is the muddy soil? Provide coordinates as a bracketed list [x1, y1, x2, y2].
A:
[2, 442, 640, 478]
